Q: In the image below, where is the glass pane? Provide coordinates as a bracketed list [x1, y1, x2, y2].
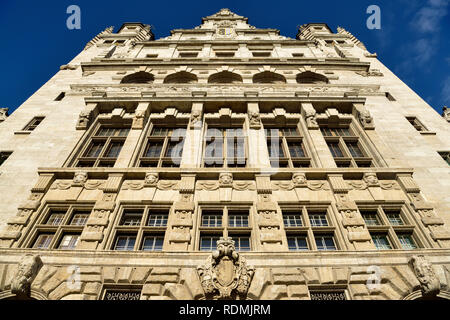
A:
[121, 211, 143, 226]
[228, 215, 249, 227]
[328, 142, 343, 157]
[151, 127, 169, 136]
[85, 141, 105, 157]
[398, 234, 417, 250]
[115, 236, 136, 251]
[386, 211, 404, 225]
[148, 212, 168, 227]
[70, 213, 89, 226]
[142, 236, 164, 251]
[346, 142, 364, 157]
[372, 234, 392, 250]
[288, 142, 305, 158]
[315, 236, 336, 251]
[283, 127, 299, 136]
[144, 142, 163, 157]
[361, 211, 380, 226]
[309, 214, 328, 226]
[33, 234, 54, 249]
[202, 213, 222, 227]
[200, 236, 220, 251]
[165, 140, 184, 158]
[46, 213, 65, 226]
[59, 235, 79, 250]
[267, 140, 284, 158]
[232, 236, 250, 251]
[105, 142, 123, 158]
[283, 214, 303, 227]
[288, 236, 308, 251]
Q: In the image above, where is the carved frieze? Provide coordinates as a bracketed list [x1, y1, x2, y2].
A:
[197, 237, 254, 300]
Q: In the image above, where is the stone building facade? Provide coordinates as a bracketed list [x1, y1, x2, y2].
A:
[0, 9, 449, 300]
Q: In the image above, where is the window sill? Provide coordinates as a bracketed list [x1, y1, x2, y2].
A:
[419, 131, 436, 135]
[14, 131, 31, 135]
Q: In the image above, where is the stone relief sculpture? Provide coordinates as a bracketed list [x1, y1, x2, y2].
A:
[305, 110, 318, 128]
[0, 108, 8, 122]
[442, 106, 450, 122]
[219, 173, 233, 187]
[197, 237, 254, 300]
[359, 109, 374, 128]
[144, 172, 159, 186]
[190, 110, 202, 128]
[292, 173, 307, 186]
[11, 254, 43, 298]
[248, 111, 261, 129]
[72, 171, 88, 186]
[409, 255, 440, 298]
[363, 173, 379, 186]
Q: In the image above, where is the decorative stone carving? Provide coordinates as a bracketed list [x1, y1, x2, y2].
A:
[219, 173, 233, 187]
[248, 111, 261, 129]
[355, 69, 383, 77]
[144, 172, 159, 186]
[0, 108, 8, 122]
[442, 106, 450, 122]
[363, 173, 379, 186]
[292, 173, 307, 186]
[190, 110, 202, 128]
[76, 111, 91, 129]
[197, 237, 254, 300]
[72, 171, 88, 186]
[60, 64, 78, 70]
[359, 109, 374, 129]
[11, 254, 43, 298]
[132, 110, 146, 129]
[409, 255, 440, 298]
[305, 110, 318, 128]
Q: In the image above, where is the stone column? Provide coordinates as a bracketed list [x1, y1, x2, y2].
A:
[181, 102, 203, 168]
[301, 102, 336, 167]
[328, 174, 374, 250]
[246, 102, 271, 168]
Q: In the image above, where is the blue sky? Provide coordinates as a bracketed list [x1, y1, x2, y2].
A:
[1, 0, 449, 115]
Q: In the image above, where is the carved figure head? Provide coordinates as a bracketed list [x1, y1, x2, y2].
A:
[292, 173, 307, 186]
[145, 172, 159, 185]
[219, 173, 233, 186]
[73, 171, 88, 185]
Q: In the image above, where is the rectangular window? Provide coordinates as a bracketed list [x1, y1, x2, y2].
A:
[406, 116, 427, 132]
[230, 235, 251, 251]
[321, 124, 373, 167]
[309, 213, 328, 227]
[33, 234, 54, 249]
[371, 234, 392, 250]
[23, 117, 45, 131]
[265, 126, 310, 168]
[360, 210, 381, 226]
[139, 126, 186, 168]
[200, 236, 221, 251]
[0, 152, 12, 167]
[315, 235, 336, 251]
[46, 212, 66, 226]
[120, 210, 144, 226]
[386, 211, 404, 226]
[287, 236, 309, 251]
[114, 235, 136, 251]
[58, 234, 80, 250]
[204, 127, 246, 168]
[76, 125, 130, 167]
[228, 213, 249, 228]
[397, 233, 417, 250]
[70, 213, 90, 226]
[201, 211, 223, 227]
[147, 210, 169, 227]
[283, 213, 303, 227]
[142, 236, 164, 251]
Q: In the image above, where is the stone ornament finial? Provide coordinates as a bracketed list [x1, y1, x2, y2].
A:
[197, 237, 254, 300]
[11, 254, 43, 298]
[442, 106, 450, 122]
[409, 255, 440, 298]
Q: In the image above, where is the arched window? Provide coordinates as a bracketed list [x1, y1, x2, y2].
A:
[296, 71, 329, 84]
[163, 71, 198, 84]
[253, 71, 286, 84]
[121, 72, 154, 84]
[208, 71, 243, 84]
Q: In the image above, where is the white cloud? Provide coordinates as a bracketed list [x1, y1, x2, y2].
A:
[412, 0, 449, 33]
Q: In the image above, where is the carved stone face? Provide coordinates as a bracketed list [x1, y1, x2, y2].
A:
[73, 172, 88, 184]
[363, 173, 378, 185]
[292, 173, 307, 185]
[145, 173, 159, 185]
[219, 173, 233, 186]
